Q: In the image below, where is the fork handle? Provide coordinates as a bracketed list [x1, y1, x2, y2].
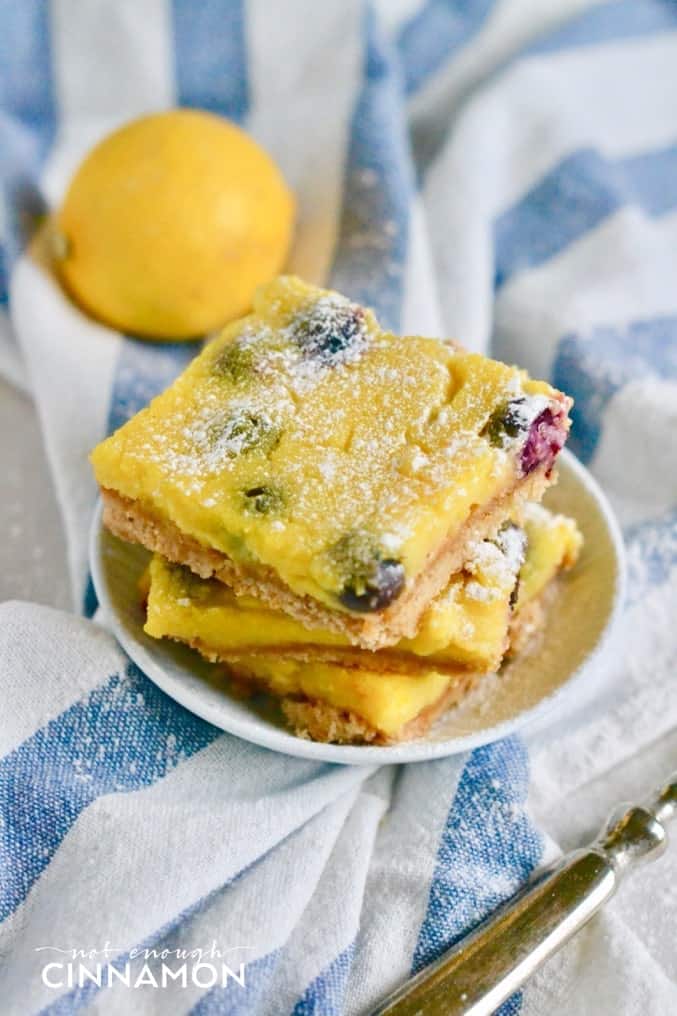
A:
[371, 776, 676, 1016]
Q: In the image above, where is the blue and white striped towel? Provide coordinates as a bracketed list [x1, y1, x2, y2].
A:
[1, 2, 676, 1013]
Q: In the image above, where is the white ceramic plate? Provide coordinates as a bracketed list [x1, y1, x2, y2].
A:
[90, 449, 626, 765]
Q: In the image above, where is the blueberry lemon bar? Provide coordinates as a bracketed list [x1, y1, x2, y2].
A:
[143, 520, 528, 676]
[91, 276, 572, 649]
[142, 506, 582, 743]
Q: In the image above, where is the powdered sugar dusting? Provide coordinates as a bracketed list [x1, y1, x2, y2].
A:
[463, 525, 525, 593]
[506, 395, 551, 441]
[99, 278, 571, 597]
[465, 579, 501, 602]
[494, 523, 528, 574]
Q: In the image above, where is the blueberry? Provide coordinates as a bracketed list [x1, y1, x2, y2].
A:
[330, 531, 405, 612]
[213, 341, 256, 383]
[482, 398, 528, 447]
[519, 407, 567, 476]
[207, 410, 280, 457]
[340, 559, 405, 612]
[243, 484, 285, 515]
[178, 565, 216, 603]
[291, 298, 367, 365]
[483, 398, 567, 476]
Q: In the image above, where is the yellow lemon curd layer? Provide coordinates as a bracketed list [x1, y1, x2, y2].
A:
[92, 275, 567, 613]
[144, 508, 582, 736]
[516, 503, 583, 608]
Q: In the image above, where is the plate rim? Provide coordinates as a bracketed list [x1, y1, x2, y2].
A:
[89, 448, 627, 765]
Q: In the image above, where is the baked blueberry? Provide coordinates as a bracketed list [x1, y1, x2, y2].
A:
[340, 559, 405, 612]
[520, 407, 567, 476]
[291, 297, 367, 365]
[243, 484, 285, 515]
[208, 410, 280, 457]
[330, 531, 405, 612]
[213, 341, 256, 383]
[482, 398, 528, 447]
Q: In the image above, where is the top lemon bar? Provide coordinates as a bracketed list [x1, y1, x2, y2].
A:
[91, 276, 571, 648]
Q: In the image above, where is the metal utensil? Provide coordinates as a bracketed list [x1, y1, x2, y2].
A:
[371, 772, 676, 1016]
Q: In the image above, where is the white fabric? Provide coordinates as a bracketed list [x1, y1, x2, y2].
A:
[1, 1, 676, 1013]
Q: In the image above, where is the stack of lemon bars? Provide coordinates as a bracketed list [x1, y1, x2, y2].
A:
[91, 277, 581, 744]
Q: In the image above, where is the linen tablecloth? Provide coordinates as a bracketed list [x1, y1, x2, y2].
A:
[1, 2, 676, 1013]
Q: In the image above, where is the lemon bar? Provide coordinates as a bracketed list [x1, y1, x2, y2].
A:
[143, 507, 582, 743]
[144, 521, 527, 675]
[92, 276, 572, 649]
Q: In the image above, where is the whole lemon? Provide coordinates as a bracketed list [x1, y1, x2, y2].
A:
[54, 109, 294, 339]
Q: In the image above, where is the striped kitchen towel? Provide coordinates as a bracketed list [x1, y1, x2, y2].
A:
[1, 1, 676, 1013]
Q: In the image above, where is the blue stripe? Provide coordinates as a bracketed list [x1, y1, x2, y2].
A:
[0, 243, 7, 307]
[0, 0, 56, 153]
[330, 6, 413, 331]
[193, 943, 356, 1016]
[107, 336, 200, 433]
[397, 0, 496, 97]
[171, 0, 249, 122]
[529, 0, 677, 56]
[190, 951, 280, 1016]
[0, 0, 56, 288]
[552, 315, 677, 462]
[396, 0, 676, 100]
[290, 943, 355, 1016]
[82, 574, 99, 618]
[494, 143, 677, 289]
[412, 738, 543, 977]
[408, 0, 677, 177]
[0, 662, 219, 922]
[496, 995, 524, 1016]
